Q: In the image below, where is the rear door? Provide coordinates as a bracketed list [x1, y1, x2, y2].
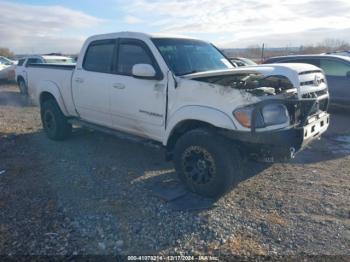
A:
[15, 58, 26, 79]
[109, 38, 167, 140]
[72, 39, 117, 127]
[23, 58, 42, 83]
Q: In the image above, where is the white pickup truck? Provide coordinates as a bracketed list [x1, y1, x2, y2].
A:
[27, 32, 330, 197]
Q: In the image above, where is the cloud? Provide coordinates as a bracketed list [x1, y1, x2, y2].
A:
[124, 15, 143, 24]
[123, 0, 350, 47]
[0, 1, 104, 54]
[220, 28, 350, 48]
[2, 0, 350, 53]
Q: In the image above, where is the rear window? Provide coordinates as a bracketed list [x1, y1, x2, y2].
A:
[44, 58, 75, 64]
[83, 40, 115, 73]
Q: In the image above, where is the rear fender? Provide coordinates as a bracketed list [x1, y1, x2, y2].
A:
[37, 80, 69, 116]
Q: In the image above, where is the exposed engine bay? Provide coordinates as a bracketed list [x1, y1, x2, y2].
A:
[193, 73, 296, 97]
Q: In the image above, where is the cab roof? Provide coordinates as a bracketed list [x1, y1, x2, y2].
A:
[85, 31, 204, 42]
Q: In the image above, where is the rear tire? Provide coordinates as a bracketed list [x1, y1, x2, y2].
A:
[18, 79, 27, 95]
[173, 128, 242, 198]
[40, 99, 72, 140]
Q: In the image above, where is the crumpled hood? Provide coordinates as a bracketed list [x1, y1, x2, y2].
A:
[180, 63, 328, 99]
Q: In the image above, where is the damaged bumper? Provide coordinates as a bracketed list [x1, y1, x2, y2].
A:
[221, 101, 330, 162]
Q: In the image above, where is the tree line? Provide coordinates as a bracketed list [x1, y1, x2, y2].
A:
[224, 38, 350, 62]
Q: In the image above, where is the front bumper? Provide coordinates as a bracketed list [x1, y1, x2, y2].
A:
[221, 112, 330, 162]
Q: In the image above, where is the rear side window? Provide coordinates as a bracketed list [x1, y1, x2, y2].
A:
[117, 43, 153, 75]
[17, 59, 25, 66]
[294, 59, 320, 67]
[26, 58, 42, 65]
[83, 40, 115, 73]
[279, 58, 321, 67]
[319, 59, 350, 77]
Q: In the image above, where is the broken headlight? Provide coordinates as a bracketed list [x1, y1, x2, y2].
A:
[233, 104, 290, 128]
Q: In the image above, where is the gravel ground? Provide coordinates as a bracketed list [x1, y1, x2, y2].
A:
[0, 82, 349, 259]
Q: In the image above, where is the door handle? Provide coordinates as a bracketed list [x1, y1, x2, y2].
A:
[113, 83, 125, 89]
[75, 77, 84, 83]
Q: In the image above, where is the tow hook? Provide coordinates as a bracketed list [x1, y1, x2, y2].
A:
[290, 147, 296, 159]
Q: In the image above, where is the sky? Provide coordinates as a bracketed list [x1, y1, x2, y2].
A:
[1, 0, 350, 54]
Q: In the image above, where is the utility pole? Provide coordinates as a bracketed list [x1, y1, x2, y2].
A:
[261, 43, 265, 63]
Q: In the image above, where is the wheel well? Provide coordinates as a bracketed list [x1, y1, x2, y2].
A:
[17, 76, 24, 83]
[166, 120, 216, 157]
[40, 92, 55, 106]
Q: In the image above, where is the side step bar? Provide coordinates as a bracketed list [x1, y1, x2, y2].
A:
[68, 118, 162, 149]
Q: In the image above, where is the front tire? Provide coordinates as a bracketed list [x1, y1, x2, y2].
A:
[173, 128, 242, 198]
[40, 99, 72, 141]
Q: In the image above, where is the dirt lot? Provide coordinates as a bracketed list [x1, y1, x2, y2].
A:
[0, 82, 349, 258]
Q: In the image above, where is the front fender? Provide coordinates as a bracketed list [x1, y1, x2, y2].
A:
[163, 105, 236, 146]
[36, 80, 69, 116]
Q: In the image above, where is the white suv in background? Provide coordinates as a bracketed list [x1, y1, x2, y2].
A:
[15, 55, 75, 94]
[0, 56, 17, 81]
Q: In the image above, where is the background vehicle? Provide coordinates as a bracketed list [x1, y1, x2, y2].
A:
[0, 56, 17, 81]
[323, 51, 350, 57]
[15, 55, 75, 94]
[229, 57, 257, 67]
[25, 32, 329, 197]
[264, 54, 350, 108]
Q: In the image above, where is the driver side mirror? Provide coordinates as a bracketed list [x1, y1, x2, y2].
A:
[346, 71, 350, 78]
[132, 64, 157, 79]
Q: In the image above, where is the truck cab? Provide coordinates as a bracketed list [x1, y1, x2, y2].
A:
[26, 32, 330, 197]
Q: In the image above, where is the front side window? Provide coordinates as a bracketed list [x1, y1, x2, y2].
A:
[152, 38, 234, 76]
[117, 43, 153, 75]
[319, 59, 350, 77]
[83, 40, 115, 73]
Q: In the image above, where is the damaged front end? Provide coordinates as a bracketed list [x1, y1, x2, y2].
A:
[189, 66, 330, 162]
[222, 98, 330, 162]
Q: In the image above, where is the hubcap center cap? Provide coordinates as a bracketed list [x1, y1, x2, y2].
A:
[197, 159, 207, 171]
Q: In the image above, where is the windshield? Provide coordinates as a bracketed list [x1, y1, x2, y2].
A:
[152, 38, 234, 76]
[44, 58, 75, 64]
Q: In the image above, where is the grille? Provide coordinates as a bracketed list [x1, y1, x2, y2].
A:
[300, 78, 325, 86]
[298, 70, 322, 75]
[302, 89, 328, 98]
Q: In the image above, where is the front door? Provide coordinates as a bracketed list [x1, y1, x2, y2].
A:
[109, 38, 167, 140]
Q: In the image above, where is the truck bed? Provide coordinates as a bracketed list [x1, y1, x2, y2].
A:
[28, 63, 76, 70]
[26, 63, 77, 116]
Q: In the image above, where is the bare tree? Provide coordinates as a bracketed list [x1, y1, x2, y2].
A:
[0, 47, 14, 58]
[223, 38, 350, 62]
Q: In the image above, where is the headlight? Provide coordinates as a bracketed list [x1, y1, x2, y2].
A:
[233, 106, 264, 128]
[261, 104, 290, 126]
[233, 103, 290, 128]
